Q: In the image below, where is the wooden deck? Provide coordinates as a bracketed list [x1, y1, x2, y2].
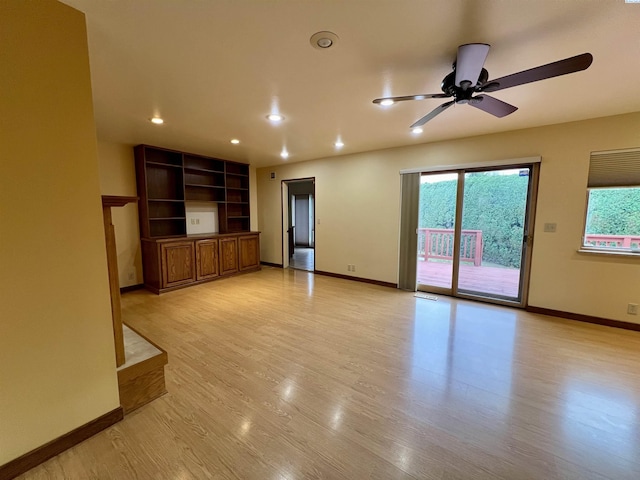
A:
[417, 260, 520, 298]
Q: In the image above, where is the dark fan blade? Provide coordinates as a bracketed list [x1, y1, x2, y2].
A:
[455, 43, 490, 89]
[469, 95, 518, 117]
[410, 101, 455, 128]
[481, 53, 593, 92]
[373, 93, 450, 104]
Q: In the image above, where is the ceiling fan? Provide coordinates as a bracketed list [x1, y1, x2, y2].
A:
[373, 44, 593, 129]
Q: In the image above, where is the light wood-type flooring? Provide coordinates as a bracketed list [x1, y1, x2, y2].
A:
[290, 247, 314, 272]
[18, 267, 640, 479]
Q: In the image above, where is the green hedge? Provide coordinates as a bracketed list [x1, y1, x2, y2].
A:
[586, 188, 640, 236]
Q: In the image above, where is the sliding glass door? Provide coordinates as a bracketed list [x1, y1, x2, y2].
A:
[417, 164, 537, 306]
[417, 172, 458, 293]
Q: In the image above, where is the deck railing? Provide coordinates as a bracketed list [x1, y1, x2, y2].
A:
[418, 228, 483, 266]
[584, 234, 640, 249]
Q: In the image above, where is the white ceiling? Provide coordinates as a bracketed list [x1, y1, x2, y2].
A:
[62, 0, 640, 168]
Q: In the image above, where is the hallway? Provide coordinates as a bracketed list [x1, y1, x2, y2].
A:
[290, 247, 314, 271]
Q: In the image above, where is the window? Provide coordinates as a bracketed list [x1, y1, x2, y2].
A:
[583, 148, 640, 253]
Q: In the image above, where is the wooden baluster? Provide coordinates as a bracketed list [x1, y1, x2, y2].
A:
[475, 231, 483, 266]
[423, 229, 429, 260]
[451, 232, 455, 258]
[444, 233, 449, 257]
[444, 232, 449, 258]
[461, 233, 467, 261]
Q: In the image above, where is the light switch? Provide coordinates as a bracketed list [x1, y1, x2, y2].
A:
[543, 223, 557, 233]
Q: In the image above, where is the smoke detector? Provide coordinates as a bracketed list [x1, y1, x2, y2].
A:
[310, 31, 339, 50]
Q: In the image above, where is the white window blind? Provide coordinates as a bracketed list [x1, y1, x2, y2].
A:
[588, 148, 640, 188]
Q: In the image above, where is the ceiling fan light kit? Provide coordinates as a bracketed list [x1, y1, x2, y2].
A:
[455, 43, 490, 89]
[373, 43, 593, 129]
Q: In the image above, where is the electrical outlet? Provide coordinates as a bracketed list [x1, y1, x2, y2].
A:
[196, 218, 200, 225]
[352, 265, 356, 272]
[628, 303, 638, 315]
[543, 223, 557, 233]
[190, 218, 196, 225]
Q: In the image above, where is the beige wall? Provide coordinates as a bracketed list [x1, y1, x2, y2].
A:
[0, 0, 120, 465]
[97, 141, 143, 287]
[257, 112, 640, 324]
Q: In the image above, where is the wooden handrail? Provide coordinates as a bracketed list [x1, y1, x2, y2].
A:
[418, 228, 483, 266]
[102, 195, 138, 367]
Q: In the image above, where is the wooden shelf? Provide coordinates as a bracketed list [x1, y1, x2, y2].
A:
[184, 154, 224, 173]
[136, 144, 251, 237]
[185, 184, 225, 189]
[146, 161, 183, 169]
[184, 166, 224, 174]
[226, 162, 249, 176]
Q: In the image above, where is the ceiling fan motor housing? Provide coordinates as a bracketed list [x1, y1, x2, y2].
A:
[442, 68, 489, 102]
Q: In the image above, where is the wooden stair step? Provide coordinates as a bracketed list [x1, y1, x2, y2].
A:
[117, 325, 168, 414]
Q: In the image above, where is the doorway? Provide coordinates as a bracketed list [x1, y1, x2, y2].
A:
[282, 179, 315, 272]
[417, 163, 538, 306]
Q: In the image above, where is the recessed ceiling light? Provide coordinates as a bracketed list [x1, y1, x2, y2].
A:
[334, 140, 344, 148]
[267, 114, 284, 123]
[412, 127, 423, 134]
[310, 31, 339, 50]
[230, 139, 240, 144]
[380, 99, 395, 106]
[150, 117, 164, 124]
[280, 149, 289, 159]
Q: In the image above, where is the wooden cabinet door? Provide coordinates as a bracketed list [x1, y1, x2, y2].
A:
[219, 237, 238, 276]
[196, 239, 219, 280]
[238, 234, 260, 271]
[161, 241, 195, 288]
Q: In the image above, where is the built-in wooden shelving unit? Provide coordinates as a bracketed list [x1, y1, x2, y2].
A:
[134, 145, 259, 294]
[135, 144, 251, 237]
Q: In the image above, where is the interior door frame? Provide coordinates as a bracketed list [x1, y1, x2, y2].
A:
[416, 161, 539, 308]
[281, 177, 316, 270]
[281, 181, 290, 269]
